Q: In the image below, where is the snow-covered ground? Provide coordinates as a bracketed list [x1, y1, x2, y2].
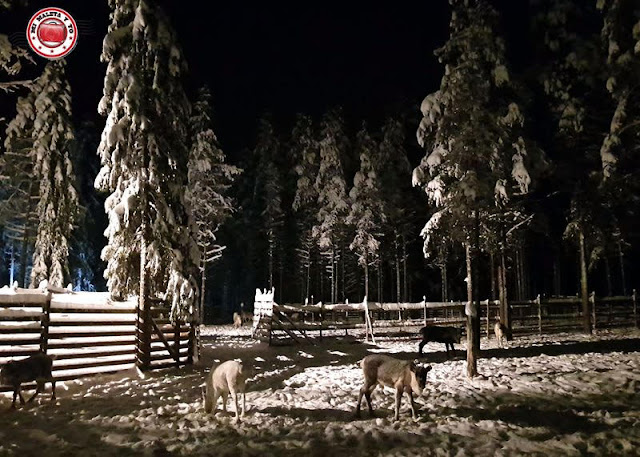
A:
[1, 326, 639, 456]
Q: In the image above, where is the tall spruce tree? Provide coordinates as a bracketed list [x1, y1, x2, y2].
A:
[188, 87, 240, 322]
[1, 80, 39, 286]
[291, 114, 319, 302]
[97, 0, 198, 327]
[247, 117, 283, 294]
[414, 0, 536, 377]
[379, 117, 415, 302]
[346, 123, 386, 299]
[534, 0, 613, 330]
[29, 61, 78, 288]
[313, 109, 350, 303]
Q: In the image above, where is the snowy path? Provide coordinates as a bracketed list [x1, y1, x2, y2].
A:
[0, 327, 639, 456]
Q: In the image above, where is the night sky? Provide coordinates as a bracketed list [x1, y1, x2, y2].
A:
[3, 1, 462, 154]
[1, 1, 537, 154]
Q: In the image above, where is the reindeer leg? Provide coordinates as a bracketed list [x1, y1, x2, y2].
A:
[394, 388, 402, 421]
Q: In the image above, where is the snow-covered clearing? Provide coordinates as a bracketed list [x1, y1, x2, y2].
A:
[1, 326, 639, 456]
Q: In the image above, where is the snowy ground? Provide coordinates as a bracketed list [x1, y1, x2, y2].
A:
[1, 326, 639, 456]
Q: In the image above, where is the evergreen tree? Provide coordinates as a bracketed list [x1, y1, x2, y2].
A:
[245, 117, 283, 295]
[597, 0, 640, 180]
[534, 0, 616, 328]
[1, 80, 39, 286]
[313, 109, 350, 303]
[28, 61, 78, 288]
[97, 0, 198, 324]
[346, 123, 386, 299]
[378, 117, 415, 302]
[0, 0, 32, 94]
[414, 0, 537, 376]
[188, 86, 240, 321]
[291, 114, 318, 302]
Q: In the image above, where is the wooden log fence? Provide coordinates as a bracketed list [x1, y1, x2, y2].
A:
[0, 288, 194, 393]
[253, 288, 638, 344]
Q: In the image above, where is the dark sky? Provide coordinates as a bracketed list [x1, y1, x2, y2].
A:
[2, 1, 530, 155]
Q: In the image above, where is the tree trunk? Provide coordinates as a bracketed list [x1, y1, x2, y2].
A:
[465, 242, 477, 378]
[268, 239, 274, 291]
[137, 223, 151, 370]
[498, 226, 511, 335]
[19, 226, 30, 288]
[553, 258, 561, 296]
[199, 253, 207, 325]
[472, 213, 481, 351]
[604, 256, 612, 297]
[331, 247, 336, 304]
[279, 257, 283, 303]
[402, 234, 408, 302]
[340, 241, 346, 302]
[9, 242, 15, 286]
[377, 261, 382, 303]
[618, 241, 627, 296]
[305, 250, 311, 303]
[514, 248, 522, 301]
[490, 252, 496, 301]
[441, 263, 448, 302]
[579, 229, 592, 334]
[364, 251, 369, 300]
[394, 232, 401, 303]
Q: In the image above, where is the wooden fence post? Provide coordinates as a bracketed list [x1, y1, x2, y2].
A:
[633, 289, 637, 329]
[187, 322, 195, 365]
[422, 296, 427, 327]
[485, 299, 490, 337]
[319, 301, 323, 342]
[590, 292, 596, 332]
[536, 294, 542, 335]
[40, 293, 51, 354]
[174, 320, 181, 368]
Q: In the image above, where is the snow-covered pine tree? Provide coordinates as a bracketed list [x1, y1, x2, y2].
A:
[249, 116, 284, 293]
[26, 61, 78, 288]
[1, 79, 39, 286]
[346, 123, 386, 299]
[313, 108, 350, 303]
[597, 0, 640, 180]
[378, 117, 415, 302]
[291, 114, 318, 303]
[0, 0, 32, 94]
[97, 0, 198, 330]
[534, 0, 617, 330]
[414, 0, 536, 377]
[188, 86, 240, 323]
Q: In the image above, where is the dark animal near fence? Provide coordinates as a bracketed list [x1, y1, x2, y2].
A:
[355, 354, 431, 421]
[0, 352, 56, 408]
[418, 326, 463, 358]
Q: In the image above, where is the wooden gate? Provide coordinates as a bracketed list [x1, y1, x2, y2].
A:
[135, 298, 195, 370]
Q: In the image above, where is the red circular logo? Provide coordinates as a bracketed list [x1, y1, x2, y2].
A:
[27, 8, 77, 59]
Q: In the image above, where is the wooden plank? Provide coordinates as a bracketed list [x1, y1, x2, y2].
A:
[48, 337, 136, 349]
[48, 347, 135, 360]
[49, 313, 136, 323]
[150, 318, 180, 363]
[274, 310, 316, 345]
[0, 338, 42, 346]
[0, 325, 41, 333]
[51, 355, 136, 372]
